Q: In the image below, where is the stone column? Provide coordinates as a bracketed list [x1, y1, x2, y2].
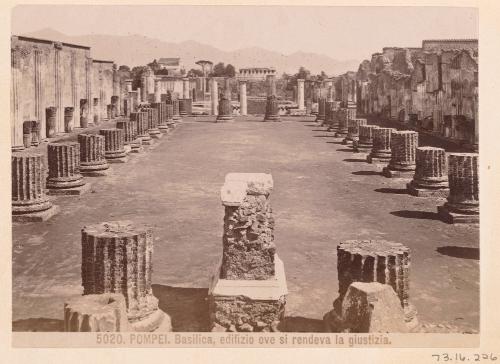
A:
[324, 101, 334, 127]
[64, 293, 130, 332]
[146, 107, 162, 139]
[154, 79, 161, 103]
[224, 78, 232, 100]
[208, 173, 288, 332]
[172, 99, 182, 122]
[334, 109, 349, 138]
[47, 142, 91, 195]
[263, 95, 280, 122]
[354, 125, 379, 153]
[111, 96, 119, 119]
[210, 78, 219, 116]
[55, 45, 64, 133]
[81, 221, 171, 332]
[267, 75, 277, 97]
[239, 81, 247, 116]
[323, 240, 417, 332]
[131, 111, 152, 145]
[141, 75, 148, 102]
[78, 134, 109, 177]
[297, 79, 305, 110]
[182, 77, 190, 99]
[116, 119, 137, 147]
[367, 127, 395, 164]
[343, 118, 367, 145]
[34, 49, 44, 138]
[383, 131, 419, 178]
[12, 152, 59, 222]
[438, 153, 479, 224]
[316, 97, 326, 123]
[11, 48, 24, 151]
[216, 97, 234, 122]
[93, 98, 100, 125]
[99, 128, 128, 163]
[407, 147, 449, 197]
[179, 98, 192, 117]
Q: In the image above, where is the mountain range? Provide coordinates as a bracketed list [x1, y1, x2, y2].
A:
[20, 28, 359, 76]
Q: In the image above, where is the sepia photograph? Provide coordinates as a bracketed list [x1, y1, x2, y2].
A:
[2, 1, 499, 362]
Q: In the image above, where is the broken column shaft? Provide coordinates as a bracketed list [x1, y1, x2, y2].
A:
[217, 97, 234, 122]
[99, 128, 128, 163]
[78, 134, 109, 177]
[263, 95, 280, 122]
[343, 118, 367, 145]
[407, 147, 450, 197]
[47, 142, 90, 195]
[383, 130, 419, 178]
[316, 97, 326, 123]
[367, 127, 395, 164]
[354, 125, 379, 153]
[438, 153, 479, 224]
[81, 221, 171, 332]
[146, 107, 162, 139]
[12, 152, 59, 222]
[131, 111, 152, 145]
[172, 99, 182, 122]
[334, 109, 349, 138]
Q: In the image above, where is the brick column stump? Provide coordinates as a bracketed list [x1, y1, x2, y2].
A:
[263, 95, 281, 122]
[216, 97, 234, 122]
[99, 128, 128, 163]
[367, 128, 395, 164]
[334, 109, 349, 138]
[208, 173, 288, 332]
[382, 130, 418, 178]
[316, 97, 326, 123]
[12, 152, 60, 222]
[407, 147, 449, 197]
[324, 240, 418, 332]
[116, 119, 137, 154]
[354, 125, 379, 153]
[131, 111, 153, 146]
[343, 118, 367, 145]
[78, 134, 109, 177]
[46, 142, 91, 195]
[437, 153, 479, 224]
[146, 107, 162, 139]
[81, 221, 172, 332]
[172, 99, 182, 122]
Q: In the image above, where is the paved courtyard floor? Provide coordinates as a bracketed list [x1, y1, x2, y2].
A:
[12, 116, 479, 333]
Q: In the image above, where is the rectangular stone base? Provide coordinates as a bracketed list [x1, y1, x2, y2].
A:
[150, 133, 163, 139]
[208, 255, 288, 332]
[382, 167, 415, 179]
[367, 155, 390, 165]
[141, 138, 154, 145]
[12, 205, 60, 222]
[407, 182, 449, 198]
[47, 183, 92, 196]
[437, 205, 479, 224]
[107, 156, 129, 163]
[81, 169, 109, 177]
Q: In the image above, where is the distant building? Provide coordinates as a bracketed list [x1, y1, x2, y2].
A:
[238, 67, 277, 81]
[158, 58, 183, 75]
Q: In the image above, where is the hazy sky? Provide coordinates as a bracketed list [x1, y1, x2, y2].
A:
[11, 5, 478, 60]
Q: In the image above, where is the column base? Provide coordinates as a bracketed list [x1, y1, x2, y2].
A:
[382, 167, 415, 179]
[406, 181, 449, 198]
[107, 155, 129, 164]
[130, 141, 144, 153]
[437, 204, 479, 224]
[12, 145, 25, 152]
[263, 115, 281, 122]
[148, 129, 163, 139]
[138, 135, 154, 145]
[12, 204, 60, 223]
[80, 162, 109, 175]
[48, 183, 92, 196]
[367, 154, 391, 165]
[208, 255, 288, 332]
[216, 115, 235, 122]
[129, 309, 172, 332]
[158, 125, 170, 133]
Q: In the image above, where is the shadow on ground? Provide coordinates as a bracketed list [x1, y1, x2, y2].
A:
[352, 170, 380, 176]
[343, 158, 366, 163]
[336, 148, 355, 152]
[152, 284, 210, 332]
[437, 246, 480, 260]
[390, 210, 441, 220]
[375, 188, 409, 195]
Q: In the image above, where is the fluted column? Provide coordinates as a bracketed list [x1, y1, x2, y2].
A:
[116, 120, 137, 144]
[407, 147, 449, 197]
[99, 128, 128, 163]
[343, 118, 367, 145]
[81, 221, 171, 332]
[172, 99, 182, 122]
[382, 130, 419, 178]
[263, 95, 280, 122]
[146, 107, 162, 139]
[11, 48, 24, 151]
[154, 79, 161, 103]
[12, 152, 59, 222]
[239, 81, 247, 116]
[131, 111, 152, 145]
[64, 107, 75, 133]
[210, 78, 219, 116]
[334, 109, 348, 137]
[354, 125, 379, 153]
[111, 96, 119, 119]
[367, 127, 395, 164]
[47, 142, 90, 195]
[78, 133, 109, 176]
[327, 240, 417, 329]
[297, 79, 305, 110]
[438, 153, 479, 224]
[324, 101, 334, 127]
[216, 97, 234, 122]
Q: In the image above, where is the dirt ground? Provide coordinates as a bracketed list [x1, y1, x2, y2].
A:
[12, 116, 479, 333]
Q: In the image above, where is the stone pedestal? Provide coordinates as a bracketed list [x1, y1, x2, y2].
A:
[131, 112, 152, 145]
[407, 147, 449, 197]
[146, 108, 162, 139]
[334, 109, 349, 138]
[263, 95, 280, 122]
[216, 98, 234, 122]
[316, 97, 326, 123]
[179, 98, 192, 117]
[367, 128, 395, 164]
[64, 293, 130, 332]
[99, 128, 128, 163]
[47, 142, 91, 195]
[324, 240, 417, 331]
[208, 173, 288, 332]
[383, 131, 418, 178]
[354, 125, 378, 153]
[12, 152, 59, 222]
[343, 118, 367, 145]
[172, 99, 182, 122]
[438, 153, 479, 224]
[81, 221, 171, 332]
[78, 134, 109, 177]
